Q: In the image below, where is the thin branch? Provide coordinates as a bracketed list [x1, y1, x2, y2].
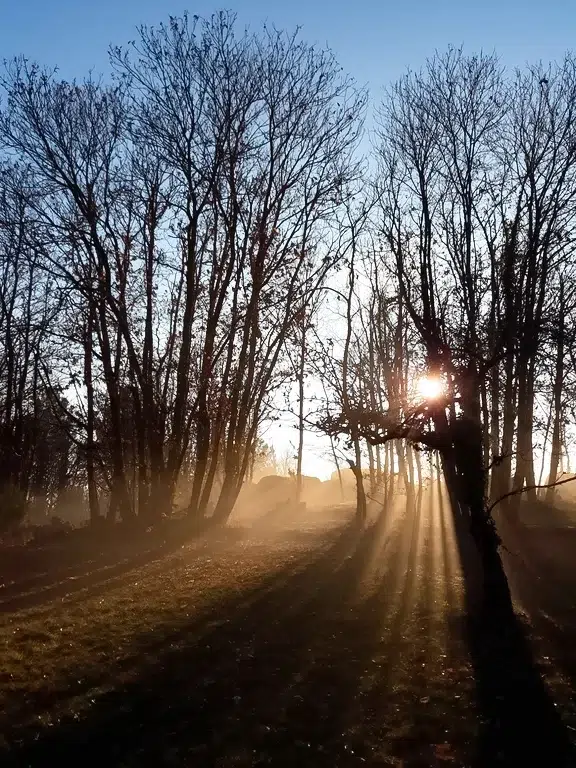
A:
[488, 472, 576, 514]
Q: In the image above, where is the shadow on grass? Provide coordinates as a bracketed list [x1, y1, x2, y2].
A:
[498, 514, 576, 735]
[4, 495, 575, 767]
[2, 514, 471, 767]
[445, 487, 576, 767]
[0, 518, 212, 613]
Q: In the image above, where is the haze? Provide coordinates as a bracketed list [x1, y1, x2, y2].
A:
[1, 4, 576, 767]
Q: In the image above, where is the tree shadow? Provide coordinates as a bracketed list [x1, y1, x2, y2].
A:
[2, 513, 470, 767]
[2, 523, 368, 764]
[445, 488, 576, 767]
[497, 515, 576, 731]
[4, 495, 574, 767]
[0, 518, 213, 613]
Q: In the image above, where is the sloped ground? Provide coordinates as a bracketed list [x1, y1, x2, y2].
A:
[0, 493, 574, 766]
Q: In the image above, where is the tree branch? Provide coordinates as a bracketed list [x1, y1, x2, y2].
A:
[488, 472, 576, 514]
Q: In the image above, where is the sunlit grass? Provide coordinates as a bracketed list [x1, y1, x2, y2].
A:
[338, 484, 476, 764]
[0, 532, 326, 745]
[0, 502, 482, 766]
[429, 480, 463, 617]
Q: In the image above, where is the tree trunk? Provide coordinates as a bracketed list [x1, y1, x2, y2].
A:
[414, 446, 423, 495]
[546, 289, 565, 503]
[375, 445, 382, 484]
[480, 376, 491, 496]
[538, 397, 553, 490]
[388, 443, 396, 498]
[492, 350, 516, 504]
[197, 416, 226, 518]
[132, 386, 149, 520]
[396, 440, 409, 495]
[489, 362, 500, 500]
[380, 442, 390, 514]
[404, 442, 416, 510]
[367, 442, 376, 493]
[350, 438, 367, 525]
[448, 375, 513, 615]
[211, 468, 241, 526]
[295, 326, 306, 503]
[188, 389, 210, 517]
[329, 436, 344, 502]
[84, 302, 100, 525]
[563, 426, 570, 473]
[511, 358, 536, 517]
[98, 302, 132, 523]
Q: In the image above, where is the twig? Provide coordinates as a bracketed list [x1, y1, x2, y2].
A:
[488, 473, 576, 514]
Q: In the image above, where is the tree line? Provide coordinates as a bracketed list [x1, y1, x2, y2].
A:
[322, 49, 576, 518]
[0, 12, 363, 529]
[1, 13, 576, 545]
[313, 48, 576, 618]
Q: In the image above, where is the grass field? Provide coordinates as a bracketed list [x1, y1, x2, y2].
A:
[1, 496, 575, 766]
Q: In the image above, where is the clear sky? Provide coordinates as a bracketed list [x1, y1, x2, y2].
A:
[2, 0, 575, 479]
[2, 1, 575, 92]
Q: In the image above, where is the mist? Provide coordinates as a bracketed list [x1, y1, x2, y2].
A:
[1, 10, 576, 768]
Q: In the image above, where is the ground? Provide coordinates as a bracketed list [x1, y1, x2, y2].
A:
[1, 491, 576, 766]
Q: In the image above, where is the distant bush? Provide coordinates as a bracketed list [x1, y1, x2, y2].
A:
[28, 516, 74, 545]
[0, 484, 28, 533]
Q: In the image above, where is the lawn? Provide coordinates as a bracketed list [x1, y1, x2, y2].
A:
[0, 498, 575, 766]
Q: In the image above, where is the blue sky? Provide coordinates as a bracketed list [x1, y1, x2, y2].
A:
[1, 0, 575, 94]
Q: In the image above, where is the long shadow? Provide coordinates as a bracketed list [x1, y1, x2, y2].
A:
[256, 495, 470, 765]
[446, 489, 576, 767]
[0, 519, 214, 613]
[7, 494, 574, 767]
[499, 517, 576, 725]
[1, 522, 369, 763]
[2, 516, 461, 767]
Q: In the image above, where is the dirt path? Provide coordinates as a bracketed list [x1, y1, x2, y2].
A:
[1, 495, 575, 766]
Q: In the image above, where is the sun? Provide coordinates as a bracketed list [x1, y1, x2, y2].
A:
[416, 376, 444, 400]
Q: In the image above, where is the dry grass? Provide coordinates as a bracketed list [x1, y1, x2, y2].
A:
[0, 503, 482, 766]
[0, 525, 336, 748]
[1, 500, 576, 766]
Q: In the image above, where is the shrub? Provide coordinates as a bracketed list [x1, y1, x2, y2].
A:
[0, 484, 28, 533]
